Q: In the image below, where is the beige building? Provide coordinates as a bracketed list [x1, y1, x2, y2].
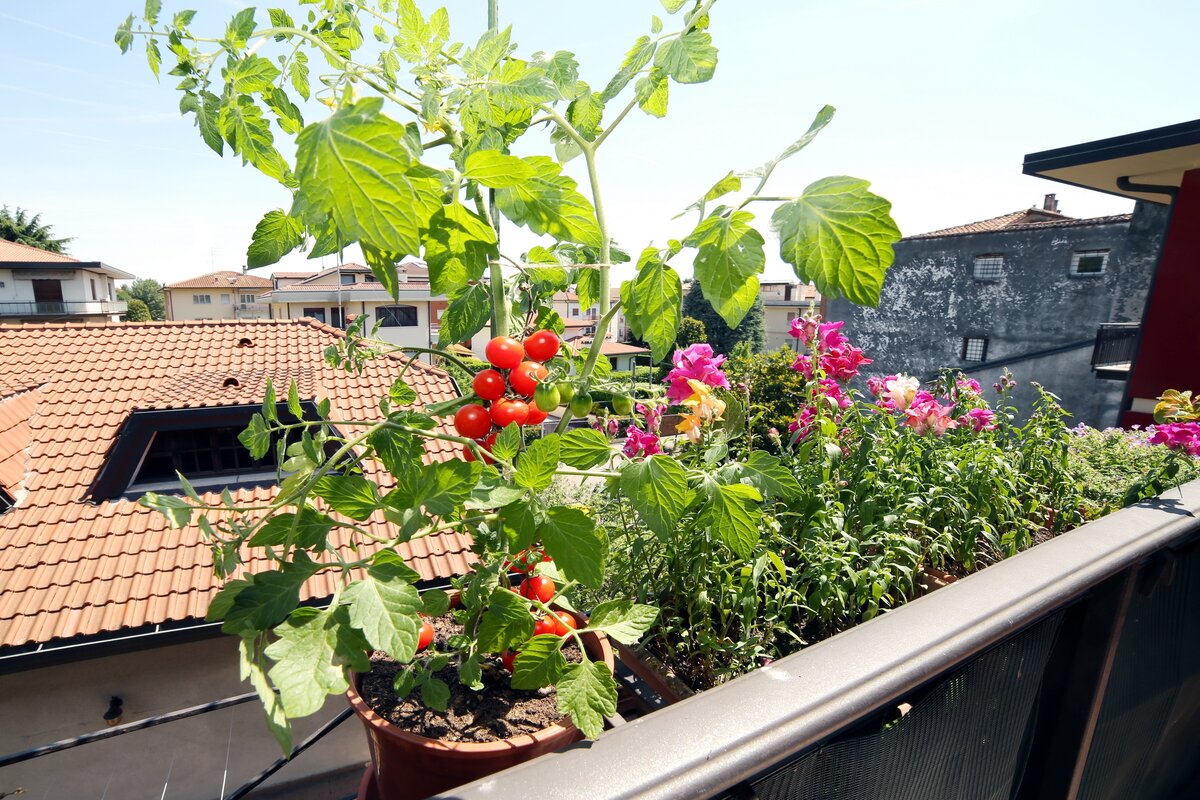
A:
[760, 280, 822, 352]
[0, 239, 130, 322]
[163, 271, 272, 321]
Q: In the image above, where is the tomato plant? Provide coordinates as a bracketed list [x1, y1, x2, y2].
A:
[520, 575, 556, 603]
[490, 398, 529, 428]
[534, 383, 561, 412]
[472, 369, 507, 402]
[612, 394, 633, 416]
[523, 330, 561, 363]
[557, 382, 576, 404]
[417, 620, 434, 651]
[454, 404, 492, 440]
[509, 361, 549, 397]
[570, 392, 595, 417]
[486, 337, 524, 371]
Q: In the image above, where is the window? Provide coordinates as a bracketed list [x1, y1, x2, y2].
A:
[340, 273, 356, 285]
[1071, 249, 1109, 276]
[240, 293, 257, 304]
[973, 255, 1004, 281]
[90, 278, 97, 300]
[331, 306, 346, 328]
[134, 426, 277, 487]
[961, 337, 988, 362]
[0, 487, 13, 514]
[303, 307, 327, 323]
[193, 294, 211, 304]
[365, 272, 380, 282]
[377, 305, 418, 327]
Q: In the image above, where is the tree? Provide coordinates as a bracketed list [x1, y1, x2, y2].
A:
[0, 206, 73, 254]
[122, 298, 152, 322]
[117, 278, 166, 320]
[725, 347, 811, 451]
[682, 278, 765, 356]
[675, 316, 707, 349]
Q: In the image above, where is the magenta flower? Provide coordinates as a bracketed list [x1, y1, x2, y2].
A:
[622, 425, 662, 458]
[957, 378, 982, 394]
[965, 408, 997, 432]
[819, 343, 872, 382]
[665, 343, 729, 403]
[788, 406, 818, 442]
[817, 379, 851, 410]
[904, 396, 958, 436]
[1148, 422, 1200, 456]
[636, 401, 665, 435]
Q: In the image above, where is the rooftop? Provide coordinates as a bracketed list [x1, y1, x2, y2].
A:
[907, 208, 1133, 240]
[0, 319, 470, 652]
[0, 239, 135, 279]
[164, 271, 272, 290]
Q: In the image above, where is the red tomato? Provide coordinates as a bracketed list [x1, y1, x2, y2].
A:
[417, 619, 434, 651]
[524, 404, 549, 426]
[501, 651, 517, 672]
[472, 369, 506, 401]
[551, 611, 578, 637]
[509, 361, 549, 397]
[486, 336, 524, 370]
[533, 616, 557, 637]
[491, 398, 529, 428]
[520, 575, 556, 604]
[462, 431, 498, 464]
[523, 330, 561, 363]
[454, 404, 492, 439]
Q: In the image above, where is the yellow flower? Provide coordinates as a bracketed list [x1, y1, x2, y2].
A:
[676, 380, 726, 443]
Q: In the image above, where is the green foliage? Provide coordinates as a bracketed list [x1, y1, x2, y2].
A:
[725, 347, 811, 448]
[121, 298, 152, 322]
[0, 206, 73, 254]
[675, 316, 707, 349]
[1066, 426, 1200, 517]
[682, 277, 765, 356]
[117, 278, 166, 320]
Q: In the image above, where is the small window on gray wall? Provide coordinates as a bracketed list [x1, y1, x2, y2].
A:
[1071, 249, 1109, 276]
[973, 255, 1004, 280]
[962, 337, 988, 362]
[378, 305, 418, 327]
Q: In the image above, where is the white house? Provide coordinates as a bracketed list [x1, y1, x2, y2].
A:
[0, 239, 131, 322]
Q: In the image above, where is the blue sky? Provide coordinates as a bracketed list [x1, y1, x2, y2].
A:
[1, 1, 1196, 285]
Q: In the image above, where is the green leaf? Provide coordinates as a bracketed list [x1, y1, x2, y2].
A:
[566, 91, 604, 140]
[618, 455, 694, 538]
[289, 50, 310, 100]
[388, 459, 481, 517]
[195, 90, 224, 155]
[736, 451, 802, 501]
[207, 579, 251, 622]
[370, 549, 423, 584]
[699, 483, 762, 559]
[421, 678, 450, 712]
[226, 7, 257, 47]
[172, 9, 197, 29]
[622, 250, 681, 362]
[265, 606, 370, 718]
[291, 98, 443, 256]
[437, 282, 491, 346]
[218, 95, 291, 183]
[771, 176, 900, 307]
[557, 661, 617, 739]
[499, 500, 539, 552]
[602, 36, 655, 102]
[247, 209, 304, 268]
[677, 170, 742, 219]
[114, 14, 134, 54]
[516, 435, 560, 492]
[480, 59, 560, 113]
[538, 50, 580, 98]
[634, 68, 669, 117]
[586, 600, 659, 645]
[654, 29, 717, 84]
[369, 428, 424, 476]
[490, 423, 522, 462]
[775, 104, 836, 164]
[146, 39, 162, 80]
[539, 507, 606, 588]
[342, 574, 423, 662]
[496, 156, 601, 247]
[144, 0, 162, 25]
[248, 507, 335, 550]
[224, 560, 320, 634]
[575, 267, 601, 313]
[139, 492, 194, 528]
[389, 377, 418, 407]
[686, 210, 765, 327]
[559, 429, 613, 470]
[268, 8, 294, 28]
[459, 654, 484, 691]
[265, 87, 304, 134]
[421, 589, 451, 617]
[463, 150, 537, 188]
[424, 202, 497, 296]
[511, 635, 568, 689]
[239, 636, 291, 754]
[660, 0, 688, 12]
[477, 587, 536, 653]
[228, 55, 281, 94]
[313, 475, 380, 522]
[467, 466, 528, 510]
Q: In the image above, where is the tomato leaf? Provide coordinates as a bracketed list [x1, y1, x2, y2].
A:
[265, 606, 370, 718]
[515, 434, 560, 492]
[559, 428, 613, 469]
[438, 282, 492, 346]
[477, 586, 537, 653]
[556, 660, 617, 739]
[496, 156, 601, 247]
[621, 248, 682, 362]
[313, 475, 381, 522]
[538, 506, 606, 588]
[239, 635, 292, 755]
[342, 573, 423, 663]
[463, 149, 537, 188]
[685, 209, 765, 328]
[247, 507, 335, 550]
[618, 455, 695, 539]
[511, 634, 568, 689]
[585, 600, 659, 645]
[698, 482, 763, 559]
[424, 202, 497, 296]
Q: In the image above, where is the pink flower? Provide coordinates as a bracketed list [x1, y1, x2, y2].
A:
[965, 408, 997, 432]
[792, 354, 815, 379]
[622, 425, 661, 458]
[819, 343, 871, 382]
[817, 379, 851, 410]
[789, 316, 820, 344]
[606, 416, 620, 437]
[904, 396, 958, 436]
[867, 374, 896, 397]
[636, 402, 665, 435]
[1148, 422, 1200, 456]
[665, 344, 729, 403]
[788, 406, 817, 442]
[957, 378, 982, 394]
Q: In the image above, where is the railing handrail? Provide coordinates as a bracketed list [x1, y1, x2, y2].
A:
[438, 480, 1200, 800]
[1091, 323, 1140, 368]
[0, 300, 127, 315]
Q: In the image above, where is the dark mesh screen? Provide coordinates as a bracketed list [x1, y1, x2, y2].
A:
[743, 614, 1062, 800]
[1076, 543, 1200, 800]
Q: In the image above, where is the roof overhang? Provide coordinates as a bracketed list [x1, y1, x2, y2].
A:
[0, 261, 136, 279]
[1023, 119, 1200, 205]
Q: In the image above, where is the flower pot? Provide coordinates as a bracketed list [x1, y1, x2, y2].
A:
[613, 640, 694, 706]
[347, 609, 614, 800]
[916, 565, 959, 596]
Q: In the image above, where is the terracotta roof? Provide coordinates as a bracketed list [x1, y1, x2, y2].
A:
[0, 239, 78, 263]
[907, 209, 1132, 240]
[269, 271, 318, 279]
[261, 282, 430, 295]
[572, 335, 650, 357]
[296, 261, 429, 284]
[0, 319, 470, 651]
[164, 271, 272, 289]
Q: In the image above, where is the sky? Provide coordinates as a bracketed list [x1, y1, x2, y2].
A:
[1, 0, 1197, 287]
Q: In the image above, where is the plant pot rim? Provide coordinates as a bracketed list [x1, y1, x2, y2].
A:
[346, 609, 614, 756]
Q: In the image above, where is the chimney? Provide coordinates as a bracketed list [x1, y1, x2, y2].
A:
[1043, 193, 1059, 213]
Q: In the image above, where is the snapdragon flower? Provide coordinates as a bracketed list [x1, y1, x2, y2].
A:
[665, 344, 729, 403]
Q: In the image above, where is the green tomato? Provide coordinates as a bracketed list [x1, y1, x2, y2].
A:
[557, 381, 576, 404]
[534, 382, 561, 412]
[611, 394, 633, 416]
[570, 391, 594, 417]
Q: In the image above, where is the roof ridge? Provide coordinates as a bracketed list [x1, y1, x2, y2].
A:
[0, 239, 79, 262]
[907, 208, 1132, 241]
[0, 318, 301, 330]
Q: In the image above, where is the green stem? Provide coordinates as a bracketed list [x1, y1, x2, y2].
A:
[556, 467, 621, 479]
[486, 0, 508, 340]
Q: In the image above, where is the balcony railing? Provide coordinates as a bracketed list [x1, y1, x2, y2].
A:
[1091, 322, 1139, 374]
[0, 300, 127, 317]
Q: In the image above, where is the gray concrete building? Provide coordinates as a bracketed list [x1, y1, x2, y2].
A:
[826, 195, 1169, 428]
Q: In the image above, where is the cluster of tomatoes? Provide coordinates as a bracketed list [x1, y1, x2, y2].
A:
[498, 547, 578, 673]
[455, 331, 590, 461]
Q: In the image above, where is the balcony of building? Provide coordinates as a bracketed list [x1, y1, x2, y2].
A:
[0, 299, 127, 318]
[1091, 322, 1139, 379]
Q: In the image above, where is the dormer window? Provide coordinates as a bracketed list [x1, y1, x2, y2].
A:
[0, 487, 13, 514]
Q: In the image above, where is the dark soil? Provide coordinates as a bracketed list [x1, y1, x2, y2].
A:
[359, 614, 581, 742]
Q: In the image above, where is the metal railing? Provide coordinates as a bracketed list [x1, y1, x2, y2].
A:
[443, 479, 1200, 800]
[1091, 322, 1139, 370]
[0, 300, 127, 316]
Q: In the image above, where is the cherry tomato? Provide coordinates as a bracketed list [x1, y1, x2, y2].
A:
[501, 651, 518, 672]
[491, 398, 529, 428]
[612, 394, 633, 416]
[486, 336, 524, 370]
[520, 575, 556, 604]
[454, 404, 492, 440]
[570, 391, 594, 417]
[551, 611, 578, 637]
[462, 431, 497, 464]
[511, 361, 550, 398]
[557, 382, 575, 404]
[524, 404, 549, 426]
[533, 616, 557, 637]
[472, 369, 506, 401]
[534, 382, 561, 412]
[523, 330, 561, 363]
[417, 619, 434, 651]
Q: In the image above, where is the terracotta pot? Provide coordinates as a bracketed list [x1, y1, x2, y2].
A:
[347, 609, 614, 800]
[613, 640, 694, 706]
[917, 565, 959, 596]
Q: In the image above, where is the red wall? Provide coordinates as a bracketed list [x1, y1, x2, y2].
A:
[1122, 168, 1200, 426]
